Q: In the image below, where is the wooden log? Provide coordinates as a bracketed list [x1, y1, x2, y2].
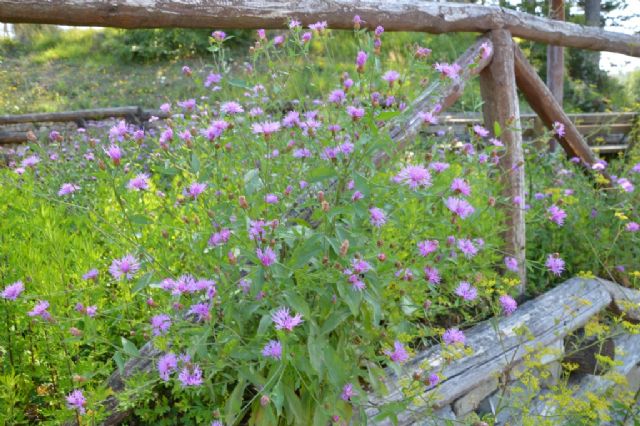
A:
[513, 44, 599, 167]
[1, 1, 640, 57]
[0, 107, 141, 125]
[599, 279, 640, 322]
[0, 131, 28, 144]
[366, 277, 611, 425]
[478, 29, 526, 294]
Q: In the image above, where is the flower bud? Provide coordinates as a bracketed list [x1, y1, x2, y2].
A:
[339, 239, 349, 256]
[239, 195, 249, 209]
[260, 395, 270, 406]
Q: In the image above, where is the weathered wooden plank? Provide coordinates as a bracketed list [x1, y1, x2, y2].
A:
[0, 107, 167, 125]
[479, 29, 526, 294]
[0, 131, 28, 144]
[366, 277, 611, 425]
[2, 1, 640, 56]
[513, 45, 600, 167]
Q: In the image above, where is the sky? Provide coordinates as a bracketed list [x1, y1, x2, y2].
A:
[600, 0, 640, 75]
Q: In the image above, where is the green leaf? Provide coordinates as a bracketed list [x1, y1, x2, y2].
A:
[132, 272, 154, 293]
[284, 386, 306, 424]
[243, 169, 263, 195]
[376, 110, 400, 121]
[283, 291, 311, 319]
[256, 313, 273, 337]
[320, 308, 351, 335]
[307, 333, 325, 377]
[287, 233, 324, 269]
[121, 337, 139, 357]
[493, 121, 502, 138]
[191, 152, 200, 174]
[130, 214, 153, 225]
[307, 166, 336, 183]
[113, 352, 125, 375]
[225, 378, 247, 424]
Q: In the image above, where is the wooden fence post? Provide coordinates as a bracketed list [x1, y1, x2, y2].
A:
[546, 0, 565, 152]
[479, 30, 526, 295]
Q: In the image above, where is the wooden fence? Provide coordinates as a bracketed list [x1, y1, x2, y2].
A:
[2, 2, 640, 424]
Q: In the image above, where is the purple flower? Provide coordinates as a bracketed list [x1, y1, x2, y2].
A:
[252, 121, 281, 137]
[632, 163, 640, 174]
[548, 205, 567, 226]
[442, 328, 466, 346]
[309, 21, 328, 32]
[626, 222, 639, 232]
[211, 30, 226, 42]
[108, 121, 128, 142]
[424, 266, 441, 284]
[151, 314, 172, 336]
[257, 247, 277, 267]
[341, 383, 356, 401]
[273, 35, 285, 46]
[127, 173, 150, 191]
[262, 340, 282, 359]
[356, 51, 367, 71]
[178, 98, 196, 111]
[264, 194, 279, 204]
[178, 364, 203, 387]
[205, 73, 222, 88]
[428, 373, 440, 388]
[82, 269, 98, 281]
[1, 281, 24, 300]
[418, 111, 438, 125]
[184, 182, 207, 199]
[109, 254, 140, 281]
[445, 197, 475, 219]
[21, 155, 40, 168]
[182, 65, 192, 76]
[188, 303, 211, 322]
[328, 89, 346, 104]
[369, 207, 387, 227]
[85, 305, 97, 317]
[618, 178, 634, 193]
[272, 307, 303, 331]
[394, 165, 432, 189]
[430, 162, 450, 173]
[28, 300, 51, 320]
[457, 238, 478, 258]
[301, 31, 312, 42]
[208, 228, 231, 247]
[434, 62, 461, 79]
[455, 281, 478, 301]
[417, 240, 439, 256]
[257, 29, 266, 40]
[347, 274, 366, 291]
[480, 41, 492, 60]
[450, 178, 471, 196]
[221, 101, 244, 115]
[374, 25, 384, 36]
[157, 352, 178, 381]
[385, 340, 409, 364]
[66, 389, 86, 415]
[545, 254, 565, 276]
[415, 46, 432, 58]
[473, 125, 490, 138]
[553, 121, 565, 137]
[346, 106, 365, 121]
[499, 294, 518, 315]
[382, 70, 400, 85]
[160, 103, 171, 114]
[104, 144, 123, 166]
[504, 257, 519, 273]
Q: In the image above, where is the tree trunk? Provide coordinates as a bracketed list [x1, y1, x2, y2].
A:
[546, 0, 565, 152]
[584, 0, 602, 70]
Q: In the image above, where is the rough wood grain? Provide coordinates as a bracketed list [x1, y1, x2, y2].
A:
[366, 277, 612, 425]
[2, 1, 640, 56]
[0, 107, 167, 125]
[479, 29, 526, 294]
[514, 44, 600, 167]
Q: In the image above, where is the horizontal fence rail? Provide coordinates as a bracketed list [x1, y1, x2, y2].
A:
[1, 1, 640, 57]
[1, 107, 635, 153]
